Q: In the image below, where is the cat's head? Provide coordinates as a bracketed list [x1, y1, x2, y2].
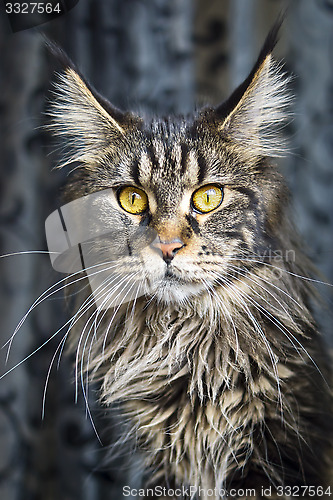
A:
[48, 22, 292, 307]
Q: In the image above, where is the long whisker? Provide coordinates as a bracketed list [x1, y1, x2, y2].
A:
[76, 273, 142, 442]
[79, 271, 141, 396]
[215, 265, 329, 388]
[84, 272, 141, 380]
[3, 260, 121, 362]
[211, 271, 283, 410]
[227, 255, 333, 288]
[42, 333, 68, 420]
[201, 277, 240, 364]
[73, 271, 128, 400]
[0, 263, 122, 381]
[0, 250, 57, 259]
[219, 273, 326, 432]
[226, 263, 297, 316]
[63, 272, 132, 442]
[126, 278, 143, 329]
[100, 272, 142, 357]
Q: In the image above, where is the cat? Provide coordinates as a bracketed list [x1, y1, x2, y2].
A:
[47, 20, 332, 500]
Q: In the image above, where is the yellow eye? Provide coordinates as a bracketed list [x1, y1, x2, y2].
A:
[191, 184, 223, 213]
[118, 186, 148, 214]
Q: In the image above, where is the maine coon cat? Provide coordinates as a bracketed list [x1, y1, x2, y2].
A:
[48, 21, 332, 499]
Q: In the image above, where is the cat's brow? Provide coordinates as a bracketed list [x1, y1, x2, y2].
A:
[139, 136, 203, 188]
[137, 151, 153, 185]
[196, 151, 208, 184]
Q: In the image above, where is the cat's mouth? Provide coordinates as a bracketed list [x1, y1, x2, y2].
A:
[164, 267, 180, 280]
[163, 264, 194, 285]
[145, 265, 206, 304]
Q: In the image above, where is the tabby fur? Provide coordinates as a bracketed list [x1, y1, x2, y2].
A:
[48, 22, 332, 499]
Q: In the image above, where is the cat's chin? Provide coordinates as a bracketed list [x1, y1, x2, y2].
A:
[149, 278, 205, 305]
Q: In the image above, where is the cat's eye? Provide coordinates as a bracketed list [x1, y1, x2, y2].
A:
[191, 184, 223, 213]
[118, 186, 148, 214]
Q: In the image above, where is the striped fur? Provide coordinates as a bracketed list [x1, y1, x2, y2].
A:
[49, 23, 332, 500]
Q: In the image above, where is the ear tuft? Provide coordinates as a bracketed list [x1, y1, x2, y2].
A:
[46, 42, 132, 169]
[212, 17, 292, 162]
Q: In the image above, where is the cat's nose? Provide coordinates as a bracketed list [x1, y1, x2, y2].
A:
[153, 238, 185, 264]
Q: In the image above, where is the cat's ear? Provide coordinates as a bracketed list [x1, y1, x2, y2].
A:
[47, 43, 138, 168]
[203, 19, 291, 162]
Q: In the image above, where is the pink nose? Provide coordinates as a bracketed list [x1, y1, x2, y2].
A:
[153, 239, 185, 263]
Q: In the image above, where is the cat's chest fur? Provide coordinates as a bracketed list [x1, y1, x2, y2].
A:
[91, 297, 298, 492]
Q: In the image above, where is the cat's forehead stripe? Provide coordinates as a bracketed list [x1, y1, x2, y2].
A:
[196, 152, 208, 185]
[137, 151, 153, 184]
[189, 149, 203, 184]
[179, 143, 189, 176]
[130, 158, 141, 185]
[152, 138, 166, 168]
[143, 140, 201, 185]
[170, 142, 182, 166]
[132, 128, 207, 189]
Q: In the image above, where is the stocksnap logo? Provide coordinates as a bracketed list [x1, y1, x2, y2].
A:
[45, 189, 161, 310]
[3, 0, 79, 32]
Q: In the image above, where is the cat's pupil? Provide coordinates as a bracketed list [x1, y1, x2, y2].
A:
[131, 192, 137, 205]
[206, 189, 215, 204]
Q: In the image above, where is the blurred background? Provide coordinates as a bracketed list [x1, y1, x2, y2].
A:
[0, 0, 332, 499]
